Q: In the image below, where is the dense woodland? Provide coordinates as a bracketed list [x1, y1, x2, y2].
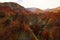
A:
[0, 2, 60, 40]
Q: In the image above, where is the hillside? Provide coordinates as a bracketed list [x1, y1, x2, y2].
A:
[0, 2, 60, 40]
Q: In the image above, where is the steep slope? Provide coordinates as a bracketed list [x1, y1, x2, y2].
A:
[0, 2, 39, 40]
[0, 2, 60, 40]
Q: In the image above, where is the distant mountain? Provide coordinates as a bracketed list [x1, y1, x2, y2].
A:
[26, 8, 44, 14]
[45, 7, 60, 13]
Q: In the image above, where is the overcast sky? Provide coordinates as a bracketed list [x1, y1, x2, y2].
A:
[0, 0, 60, 10]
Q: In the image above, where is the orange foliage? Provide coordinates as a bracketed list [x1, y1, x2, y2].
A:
[0, 2, 60, 40]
